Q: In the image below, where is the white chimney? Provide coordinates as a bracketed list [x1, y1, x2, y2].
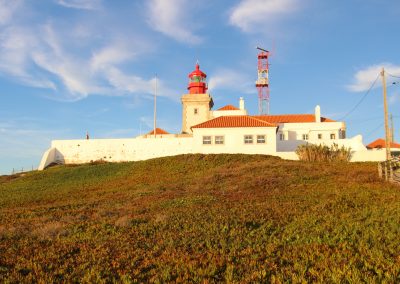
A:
[239, 97, 245, 110]
[315, 105, 321, 123]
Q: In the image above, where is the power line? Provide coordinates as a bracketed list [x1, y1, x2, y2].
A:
[387, 72, 400, 79]
[338, 73, 380, 121]
[364, 122, 384, 139]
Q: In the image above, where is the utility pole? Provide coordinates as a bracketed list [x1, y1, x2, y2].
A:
[153, 74, 157, 138]
[381, 67, 391, 160]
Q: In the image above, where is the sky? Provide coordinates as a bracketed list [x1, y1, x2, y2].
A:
[0, 0, 400, 174]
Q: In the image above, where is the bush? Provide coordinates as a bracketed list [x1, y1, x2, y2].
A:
[296, 143, 352, 162]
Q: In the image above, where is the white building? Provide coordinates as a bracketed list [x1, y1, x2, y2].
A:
[38, 63, 385, 170]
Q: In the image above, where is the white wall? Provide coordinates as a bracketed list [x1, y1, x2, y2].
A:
[48, 137, 193, 165]
[351, 149, 386, 162]
[278, 121, 345, 141]
[192, 127, 277, 155]
[211, 109, 247, 118]
[38, 130, 383, 170]
[38, 148, 57, 170]
[181, 93, 213, 133]
[277, 135, 366, 152]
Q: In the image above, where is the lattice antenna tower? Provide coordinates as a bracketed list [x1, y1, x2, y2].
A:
[255, 46, 270, 115]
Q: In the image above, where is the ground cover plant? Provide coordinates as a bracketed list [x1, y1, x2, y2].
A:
[0, 154, 399, 282]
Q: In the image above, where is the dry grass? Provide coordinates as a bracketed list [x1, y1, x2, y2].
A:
[296, 143, 352, 162]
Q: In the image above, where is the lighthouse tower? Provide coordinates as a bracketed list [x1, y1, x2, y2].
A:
[181, 63, 214, 133]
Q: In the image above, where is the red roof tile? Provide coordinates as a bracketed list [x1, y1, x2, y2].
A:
[366, 138, 400, 149]
[146, 128, 170, 135]
[217, 105, 240, 111]
[192, 116, 276, 129]
[253, 114, 336, 123]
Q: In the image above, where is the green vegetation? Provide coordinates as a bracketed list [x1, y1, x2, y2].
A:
[296, 143, 352, 162]
[0, 154, 399, 282]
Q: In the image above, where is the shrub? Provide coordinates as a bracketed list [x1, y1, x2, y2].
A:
[296, 143, 351, 162]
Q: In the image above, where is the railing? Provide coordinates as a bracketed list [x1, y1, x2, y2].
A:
[378, 157, 400, 183]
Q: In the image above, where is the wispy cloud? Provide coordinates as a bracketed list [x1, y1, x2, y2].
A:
[0, 10, 175, 101]
[90, 44, 135, 71]
[347, 63, 400, 92]
[56, 0, 101, 10]
[0, 0, 22, 25]
[146, 0, 202, 44]
[229, 0, 300, 33]
[208, 69, 255, 94]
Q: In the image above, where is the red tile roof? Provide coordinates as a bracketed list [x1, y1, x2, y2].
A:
[253, 114, 336, 123]
[192, 116, 276, 129]
[146, 128, 170, 135]
[366, 138, 400, 149]
[217, 105, 240, 111]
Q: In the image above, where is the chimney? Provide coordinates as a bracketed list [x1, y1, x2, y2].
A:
[315, 105, 321, 122]
[239, 97, 245, 110]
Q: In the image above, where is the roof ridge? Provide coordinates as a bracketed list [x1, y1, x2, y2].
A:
[248, 115, 276, 126]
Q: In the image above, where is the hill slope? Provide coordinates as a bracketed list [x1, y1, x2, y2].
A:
[0, 154, 399, 282]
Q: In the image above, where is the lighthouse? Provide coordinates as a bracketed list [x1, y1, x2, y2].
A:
[187, 63, 208, 94]
[181, 63, 214, 134]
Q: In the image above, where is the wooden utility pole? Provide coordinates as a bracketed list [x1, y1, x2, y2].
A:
[381, 67, 391, 160]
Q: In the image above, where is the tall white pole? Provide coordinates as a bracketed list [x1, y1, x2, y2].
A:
[381, 67, 391, 160]
[154, 75, 157, 138]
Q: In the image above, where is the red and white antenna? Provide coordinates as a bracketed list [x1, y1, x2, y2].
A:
[255, 46, 270, 115]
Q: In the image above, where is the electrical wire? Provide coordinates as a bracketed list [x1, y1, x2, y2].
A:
[364, 122, 384, 139]
[387, 72, 400, 79]
[337, 73, 380, 121]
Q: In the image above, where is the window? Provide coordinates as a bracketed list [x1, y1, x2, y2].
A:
[203, 136, 212, 144]
[340, 130, 346, 139]
[302, 134, 309, 141]
[244, 135, 253, 144]
[257, 135, 266, 144]
[318, 133, 322, 139]
[215, 136, 224, 145]
[194, 108, 198, 114]
[279, 133, 285, 141]
[330, 133, 336, 140]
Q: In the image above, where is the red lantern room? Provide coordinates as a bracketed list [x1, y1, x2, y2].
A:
[188, 63, 208, 94]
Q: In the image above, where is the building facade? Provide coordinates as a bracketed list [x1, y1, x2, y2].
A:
[38, 63, 384, 170]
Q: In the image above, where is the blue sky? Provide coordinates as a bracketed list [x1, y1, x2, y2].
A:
[0, 0, 400, 174]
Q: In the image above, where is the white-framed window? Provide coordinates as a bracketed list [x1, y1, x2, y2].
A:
[203, 136, 212, 144]
[318, 133, 322, 139]
[257, 135, 266, 144]
[330, 133, 336, 140]
[279, 133, 285, 141]
[194, 108, 198, 115]
[215, 136, 224, 145]
[244, 135, 253, 144]
[302, 134, 309, 141]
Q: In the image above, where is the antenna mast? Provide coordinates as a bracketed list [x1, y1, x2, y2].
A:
[256, 46, 270, 115]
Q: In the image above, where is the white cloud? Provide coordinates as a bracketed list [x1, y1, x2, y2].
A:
[347, 63, 400, 92]
[104, 67, 178, 100]
[229, 0, 299, 32]
[208, 69, 255, 94]
[56, 0, 101, 10]
[147, 0, 202, 44]
[90, 44, 135, 71]
[0, 0, 21, 25]
[0, 21, 169, 101]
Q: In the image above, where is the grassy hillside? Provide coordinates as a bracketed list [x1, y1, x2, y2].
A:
[0, 154, 399, 282]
